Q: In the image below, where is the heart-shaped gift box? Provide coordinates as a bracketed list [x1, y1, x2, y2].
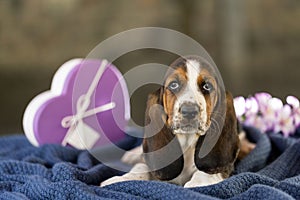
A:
[23, 59, 130, 149]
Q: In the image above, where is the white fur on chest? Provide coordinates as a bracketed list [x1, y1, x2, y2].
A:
[168, 134, 199, 185]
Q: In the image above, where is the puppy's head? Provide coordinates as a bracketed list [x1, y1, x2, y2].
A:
[162, 56, 220, 136]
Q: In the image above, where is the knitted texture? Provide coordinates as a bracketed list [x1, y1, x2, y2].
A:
[0, 127, 299, 200]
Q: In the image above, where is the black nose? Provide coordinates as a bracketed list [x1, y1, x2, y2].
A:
[180, 103, 199, 119]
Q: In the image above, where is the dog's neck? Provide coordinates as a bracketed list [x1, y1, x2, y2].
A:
[175, 133, 200, 151]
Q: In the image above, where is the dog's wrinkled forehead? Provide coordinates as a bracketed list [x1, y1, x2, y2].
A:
[164, 56, 215, 81]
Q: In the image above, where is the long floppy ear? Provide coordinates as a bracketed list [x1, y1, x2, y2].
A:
[143, 87, 184, 180]
[194, 91, 240, 176]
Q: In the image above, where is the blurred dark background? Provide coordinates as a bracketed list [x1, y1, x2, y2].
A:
[0, 0, 299, 134]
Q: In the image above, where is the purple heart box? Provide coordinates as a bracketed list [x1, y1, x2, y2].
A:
[23, 59, 130, 149]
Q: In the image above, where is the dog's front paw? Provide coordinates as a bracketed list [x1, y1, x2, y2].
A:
[101, 163, 151, 187]
[121, 145, 143, 165]
[184, 171, 224, 188]
[100, 176, 130, 187]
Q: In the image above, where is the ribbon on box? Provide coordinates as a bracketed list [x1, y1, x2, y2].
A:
[60, 60, 115, 149]
[23, 59, 130, 149]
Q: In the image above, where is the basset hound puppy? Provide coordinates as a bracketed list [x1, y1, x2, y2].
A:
[101, 56, 242, 187]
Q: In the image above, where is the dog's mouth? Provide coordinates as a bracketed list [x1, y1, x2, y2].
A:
[171, 119, 206, 135]
[180, 124, 199, 133]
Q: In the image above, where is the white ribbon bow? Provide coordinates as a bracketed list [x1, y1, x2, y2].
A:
[60, 60, 115, 149]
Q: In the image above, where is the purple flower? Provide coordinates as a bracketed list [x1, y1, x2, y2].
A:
[233, 96, 246, 118]
[286, 96, 300, 128]
[273, 105, 295, 137]
[293, 108, 300, 128]
[255, 92, 272, 111]
[234, 93, 300, 137]
[244, 114, 269, 132]
[286, 96, 299, 108]
[245, 97, 259, 115]
[262, 98, 283, 131]
[268, 97, 283, 111]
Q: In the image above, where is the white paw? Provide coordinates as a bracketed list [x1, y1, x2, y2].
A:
[121, 145, 143, 165]
[100, 175, 131, 187]
[184, 171, 224, 188]
[184, 179, 209, 188]
[100, 163, 151, 187]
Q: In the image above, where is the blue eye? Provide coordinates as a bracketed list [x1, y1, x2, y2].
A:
[202, 81, 214, 93]
[168, 81, 181, 93]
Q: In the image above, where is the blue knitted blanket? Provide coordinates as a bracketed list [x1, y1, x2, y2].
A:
[0, 127, 299, 200]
